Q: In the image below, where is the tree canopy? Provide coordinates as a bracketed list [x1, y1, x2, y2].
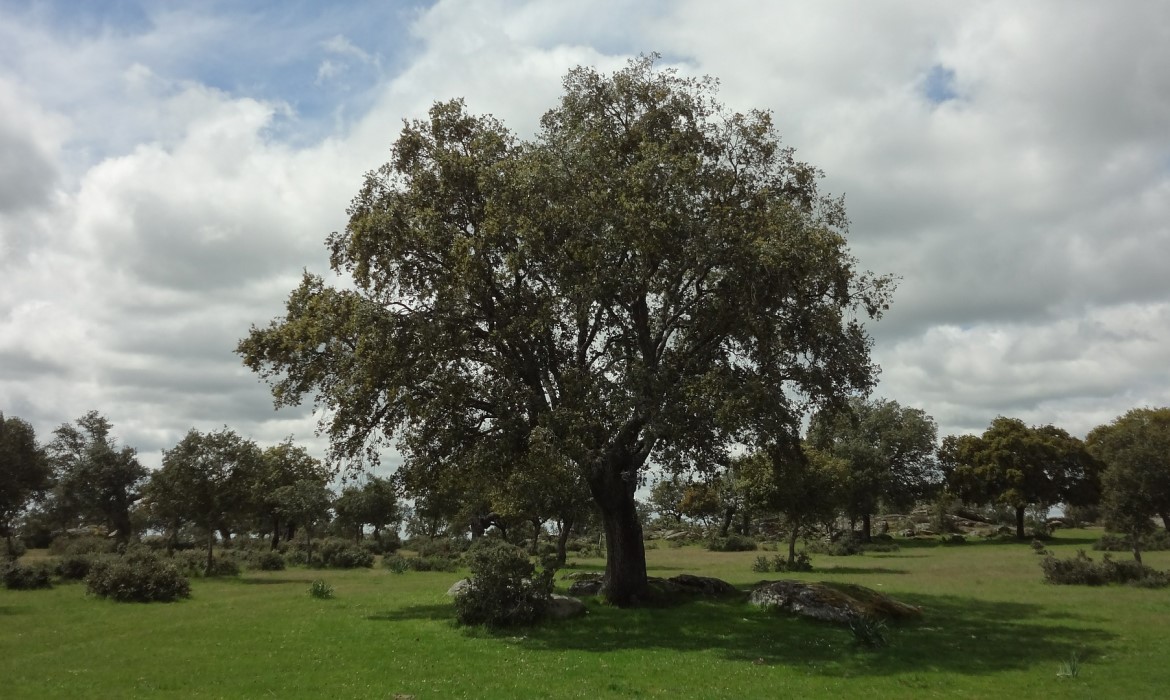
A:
[239, 56, 892, 604]
[942, 416, 1101, 539]
[807, 397, 938, 541]
[1087, 407, 1170, 561]
[0, 413, 51, 557]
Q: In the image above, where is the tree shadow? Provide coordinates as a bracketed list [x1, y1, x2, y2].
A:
[0, 605, 28, 616]
[235, 576, 320, 585]
[506, 592, 1115, 676]
[815, 566, 909, 575]
[366, 604, 453, 623]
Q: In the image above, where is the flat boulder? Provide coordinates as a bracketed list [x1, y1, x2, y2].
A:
[567, 573, 605, 596]
[749, 580, 920, 624]
[548, 594, 587, 620]
[446, 578, 472, 597]
[664, 574, 740, 598]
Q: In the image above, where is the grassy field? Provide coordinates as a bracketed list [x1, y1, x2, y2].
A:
[3, 529, 1169, 699]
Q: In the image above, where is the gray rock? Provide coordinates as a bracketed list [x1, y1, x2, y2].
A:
[446, 578, 472, 597]
[567, 577, 604, 596]
[547, 594, 587, 620]
[749, 580, 920, 624]
[666, 574, 740, 597]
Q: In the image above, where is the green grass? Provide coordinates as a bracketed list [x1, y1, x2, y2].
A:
[2, 530, 1169, 698]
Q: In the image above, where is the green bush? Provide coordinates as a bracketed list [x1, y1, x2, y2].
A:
[4, 538, 28, 560]
[707, 535, 758, 552]
[751, 555, 771, 573]
[1041, 550, 1170, 588]
[1093, 530, 1170, 552]
[382, 554, 409, 573]
[50, 535, 117, 557]
[453, 540, 552, 627]
[752, 552, 813, 573]
[406, 555, 459, 572]
[318, 538, 375, 569]
[256, 551, 286, 571]
[53, 554, 98, 580]
[308, 579, 334, 599]
[171, 551, 241, 578]
[85, 552, 191, 602]
[807, 534, 862, 556]
[2, 561, 54, 590]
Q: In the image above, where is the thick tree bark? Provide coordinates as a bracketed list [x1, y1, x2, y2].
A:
[861, 513, 873, 543]
[529, 518, 543, 555]
[718, 506, 735, 538]
[787, 519, 801, 566]
[205, 531, 215, 576]
[555, 516, 574, 568]
[270, 516, 281, 551]
[589, 456, 648, 606]
[1015, 505, 1027, 540]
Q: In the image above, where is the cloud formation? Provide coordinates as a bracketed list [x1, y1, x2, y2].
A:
[1, 0, 1167, 470]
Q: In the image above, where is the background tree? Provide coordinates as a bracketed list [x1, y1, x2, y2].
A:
[155, 428, 262, 574]
[1087, 407, 1170, 561]
[251, 439, 328, 550]
[807, 398, 938, 541]
[737, 443, 847, 565]
[239, 57, 891, 605]
[648, 477, 687, 525]
[0, 413, 51, 557]
[942, 417, 1101, 539]
[47, 411, 147, 545]
[274, 479, 333, 563]
[333, 476, 401, 545]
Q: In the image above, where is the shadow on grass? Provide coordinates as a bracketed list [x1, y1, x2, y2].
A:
[364, 590, 1114, 677]
[0, 605, 29, 616]
[236, 576, 321, 585]
[816, 566, 909, 575]
[520, 593, 1113, 676]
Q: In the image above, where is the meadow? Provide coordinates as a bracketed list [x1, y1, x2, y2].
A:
[2, 529, 1168, 699]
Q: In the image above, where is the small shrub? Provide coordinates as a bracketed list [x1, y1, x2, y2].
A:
[848, 615, 889, 648]
[51, 535, 117, 557]
[382, 554, 409, 574]
[1094, 530, 1170, 552]
[774, 551, 813, 572]
[53, 554, 97, 580]
[453, 540, 552, 627]
[939, 534, 966, 546]
[1041, 550, 1170, 588]
[171, 551, 241, 578]
[707, 535, 758, 552]
[407, 555, 459, 572]
[1057, 652, 1081, 679]
[751, 555, 771, 573]
[4, 538, 28, 560]
[318, 538, 375, 569]
[85, 552, 190, 602]
[807, 534, 862, 557]
[308, 579, 334, 599]
[256, 551, 286, 571]
[3, 561, 54, 590]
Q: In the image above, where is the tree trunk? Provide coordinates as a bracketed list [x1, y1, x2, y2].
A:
[270, 516, 281, 551]
[861, 513, 872, 543]
[737, 509, 751, 537]
[530, 518, 542, 555]
[1015, 505, 1027, 540]
[589, 458, 648, 606]
[1133, 537, 1144, 565]
[205, 531, 215, 576]
[718, 506, 735, 538]
[787, 519, 801, 566]
[555, 516, 573, 568]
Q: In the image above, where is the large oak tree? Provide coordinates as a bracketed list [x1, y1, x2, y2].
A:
[239, 57, 890, 605]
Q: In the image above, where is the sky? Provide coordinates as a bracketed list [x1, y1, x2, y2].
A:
[1, 0, 1168, 473]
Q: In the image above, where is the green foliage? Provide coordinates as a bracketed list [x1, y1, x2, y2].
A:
[753, 552, 813, 573]
[1057, 652, 1081, 680]
[2, 561, 54, 590]
[382, 554, 409, 574]
[308, 579, 334, 599]
[47, 411, 147, 545]
[848, 615, 889, 648]
[1040, 550, 1170, 587]
[53, 553, 97, 580]
[49, 534, 117, 556]
[317, 538, 375, 569]
[238, 56, 892, 605]
[1087, 408, 1170, 553]
[0, 413, 51, 558]
[1093, 531, 1170, 552]
[256, 551, 286, 571]
[707, 535, 757, 552]
[453, 540, 552, 627]
[807, 534, 863, 557]
[85, 551, 191, 602]
[405, 555, 459, 572]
